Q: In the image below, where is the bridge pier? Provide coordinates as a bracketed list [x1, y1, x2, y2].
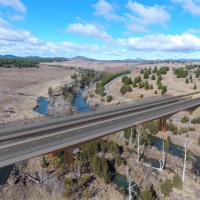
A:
[64, 149, 75, 170]
[159, 118, 167, 132]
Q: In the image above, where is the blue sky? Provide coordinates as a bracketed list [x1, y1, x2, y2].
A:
[1, 0, 200, 59]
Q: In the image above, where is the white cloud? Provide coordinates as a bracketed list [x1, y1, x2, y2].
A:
[93, 0, 122, 21]
[126, 23, 147, 33]
[66, 23, 112, 41]
[172, 0, 200, 15]
[9, 15, 25, 21]
[127, 1, 170, 26]
[0, 19, 109, 58]
[118, 34, 200, 51]
[0, 0, 26, 13]
[186, 27, 200, 34]
[2, 15, 200, 59]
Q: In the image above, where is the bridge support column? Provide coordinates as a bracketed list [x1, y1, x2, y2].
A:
[64, 149, 75, 170]
[159, 118, 166, 132]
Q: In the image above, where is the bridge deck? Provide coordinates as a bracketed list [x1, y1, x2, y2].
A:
[0, 96, 199, 167]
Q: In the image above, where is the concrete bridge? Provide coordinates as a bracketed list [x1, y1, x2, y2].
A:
[0, 92, 200, 168]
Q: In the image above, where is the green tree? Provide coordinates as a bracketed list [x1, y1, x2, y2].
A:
[151, 74, 156, 80]
[48, 86, 54, 97]
[157, 74, 162, 81]
[144, 71, 149, 79]
[107, 95, 113, 102]
[141, 185, 158, 200]
[122, 76, 132, 85]
[138, 82, 144, 88]
[160, 179, 173, 197]
[157, 81, 162, 90]
[153, 66, 158, 73]
[161, 86, 167, 95]
[144, 80, 150, 90]
[172, 174, 183, 190]
[174, 68, 188, 78]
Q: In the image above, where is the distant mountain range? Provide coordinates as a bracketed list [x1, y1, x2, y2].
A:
[0, 54, 200, 63]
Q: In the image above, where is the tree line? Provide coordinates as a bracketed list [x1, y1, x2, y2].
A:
[0, 58, 39, 68]
[95, 70, 130, 96]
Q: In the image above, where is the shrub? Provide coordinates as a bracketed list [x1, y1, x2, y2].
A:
[141, 185, 158, 200]
[157, 75, 162, 82]
[157, 82, 163, 90]
[160, 179, 173, 197]
[82, 189, 92, 199]
[172, 174, 183, 190]
[141, 190, 154, 200]
[151, 74, 156, 80]
[122, 76, 132, 85]
[158, 66, 169, 74]
[124, 128, 131, 139]
[120, 84, 132, 95]
[181, 116, 189, 123]
[154, 90, 158, 94]
[193, 84, 197, 90]
[77, 175, 91, 187]
[178, 127, 188, 134]
[140, 94, 144, 98]
[138, 82, 144, 88]
[90, 156, 112, 184]
[174, 68, 188, 78]
[41, 156, 49, 168]
[144, 80, 150, 90]
[133, 82, 137, 87]
[185, 78, 189, 84]
[107, 95, 113, 102]
[115, 155, 123, 166]
[145, 120, 160, 135]
[153, 66, 158, 73]
[64, 177, 73, 196]
[134, 76, 142, 84]
[167, 122, 178, 134]
[161, 86, 167, 95]
[48, 86, 54, 97]
[191, 117, 200, 124]
[144, 71, 149, 79]
[188, 127, 195, 132]
[150, 84, 153, 89]
[95, 83, 104, 96]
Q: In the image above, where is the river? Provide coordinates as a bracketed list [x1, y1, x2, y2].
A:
[33, 89, 91, 115]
